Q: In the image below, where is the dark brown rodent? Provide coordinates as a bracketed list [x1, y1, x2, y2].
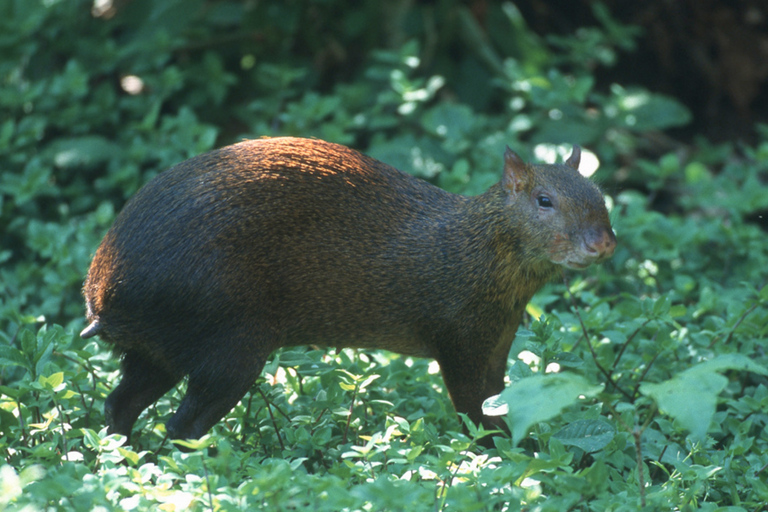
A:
[81, 137, 615, 443]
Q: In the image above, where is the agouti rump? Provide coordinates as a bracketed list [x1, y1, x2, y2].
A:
[81, 137, 615, 443]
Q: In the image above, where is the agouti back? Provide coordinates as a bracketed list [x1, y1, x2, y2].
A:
[82, 137, 615, 443]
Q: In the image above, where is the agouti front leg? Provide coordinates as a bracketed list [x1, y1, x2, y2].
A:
[437, 337, 512, 439]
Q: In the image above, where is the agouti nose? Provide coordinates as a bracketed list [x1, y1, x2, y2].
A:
[585, 228, 616, 260]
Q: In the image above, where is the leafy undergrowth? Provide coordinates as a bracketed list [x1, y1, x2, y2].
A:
[2, 1, 768, 511]
[2, 143, 768, 510]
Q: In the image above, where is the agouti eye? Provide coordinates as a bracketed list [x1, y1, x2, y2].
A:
[537, 195, 553, 208]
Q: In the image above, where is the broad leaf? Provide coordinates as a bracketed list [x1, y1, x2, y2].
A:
[492, 373, 603, 446]
[639, 354, 768, 439]
[552, 419, 616, 453]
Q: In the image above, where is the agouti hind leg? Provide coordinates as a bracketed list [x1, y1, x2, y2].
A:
[164, 352, 268, 442]
[105, 350, 180, 441]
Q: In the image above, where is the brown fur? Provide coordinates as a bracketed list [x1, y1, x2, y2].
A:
[82, 137, 615, 443]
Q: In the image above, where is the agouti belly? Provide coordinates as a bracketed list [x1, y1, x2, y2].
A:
[81, 137, 615, 443]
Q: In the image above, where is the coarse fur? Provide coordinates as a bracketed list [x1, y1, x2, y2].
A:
[82, 137, 615, 443]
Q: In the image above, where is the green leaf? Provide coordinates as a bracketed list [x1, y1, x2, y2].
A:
[496, 373, 603, 446]
[639, 355, 768, 439]
[693, 353, 768, 377]
[421, 103, 475, 149]
[0, 346, 31, 373]
[38, 372, 64, 391]
[46, 136, 122, 170]
[33, 327, 57, 379]
[552, 352, 584, 369]
[760, 284, 768, 302]
[117, 447, 140, 466]
[652, 294, 671, 317]
[614, 88, 692, 130]
[172, 435, 215, 451]
[80, 428, 102, 450]
[640, 374, 725, 441]
[669, 304, 687, 318]
[552, 419, 616, 453]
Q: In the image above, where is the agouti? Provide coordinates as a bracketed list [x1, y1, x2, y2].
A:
[81, 137, 615, 443]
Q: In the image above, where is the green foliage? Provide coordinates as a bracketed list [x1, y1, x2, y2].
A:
[492, 373, 604, 446]
[639, 355, 768, 440]
[1, 0, 767, 510]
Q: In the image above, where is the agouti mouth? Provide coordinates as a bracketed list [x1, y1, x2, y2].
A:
[564, 260, 593, 270]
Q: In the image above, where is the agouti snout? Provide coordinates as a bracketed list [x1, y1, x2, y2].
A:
[82, 137, 615, 444]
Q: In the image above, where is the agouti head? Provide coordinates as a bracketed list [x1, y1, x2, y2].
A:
[81, 137, 615, 445]
[500, 146, 615, 272]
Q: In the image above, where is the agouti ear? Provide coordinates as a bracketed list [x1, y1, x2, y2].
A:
[502, 147, 530, 196]
[566, 145, 581, 170]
